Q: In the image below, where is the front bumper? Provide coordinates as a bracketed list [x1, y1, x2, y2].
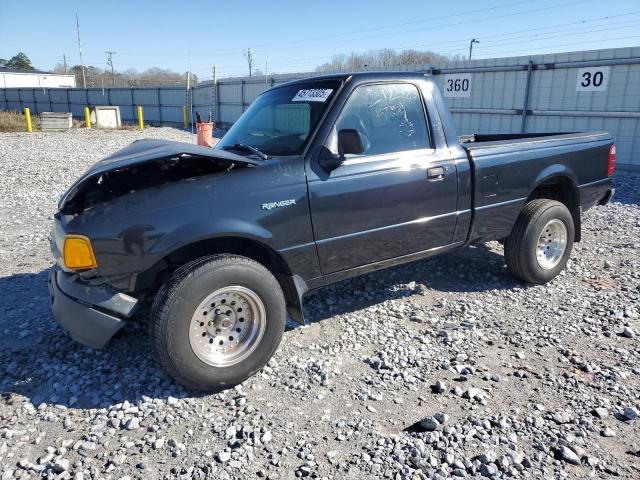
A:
[48, 267, 139, 349]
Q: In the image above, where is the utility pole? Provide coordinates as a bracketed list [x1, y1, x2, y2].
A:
[469, 38, 480, 61]
[265, 61, 268, 87]
[62, 54, 68, 74]
[244, 48, 254, 77]
[105, 51, 116, 86]
[75, 13, 86, 88]
[211, 65, 217, 123]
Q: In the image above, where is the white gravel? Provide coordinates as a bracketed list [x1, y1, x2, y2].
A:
[0, 128, 639, 479]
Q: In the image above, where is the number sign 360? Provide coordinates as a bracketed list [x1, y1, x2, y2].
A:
[576, 67, 610, 92]
[443, 74, 472, 98]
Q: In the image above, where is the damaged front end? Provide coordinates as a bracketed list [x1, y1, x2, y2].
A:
[49, 139, 262, 348]
[59, 139, 258, 215]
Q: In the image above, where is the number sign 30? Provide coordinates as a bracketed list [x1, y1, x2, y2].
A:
[443, 74, 472, 98]
[576, 67, 610, 92]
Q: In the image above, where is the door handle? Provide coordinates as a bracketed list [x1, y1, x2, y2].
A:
[427, 166, 445, 179]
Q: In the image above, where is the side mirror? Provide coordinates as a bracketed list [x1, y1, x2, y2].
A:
[338, 129, 364, 155]
[318, 128, 365, 171]
[318, 147, 343, 170]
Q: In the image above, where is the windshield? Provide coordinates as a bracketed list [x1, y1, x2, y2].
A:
[216, 81, 340, 156]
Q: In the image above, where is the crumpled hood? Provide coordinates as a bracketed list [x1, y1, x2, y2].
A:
[83, 139, 258, 177]
[58, 139, 258, 213]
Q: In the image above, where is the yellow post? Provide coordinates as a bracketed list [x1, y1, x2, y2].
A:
[84, 107, 91, 129]
[183, 106, 188, 129]
[24, 107, 33, 133]
[137, 105, 144, 130]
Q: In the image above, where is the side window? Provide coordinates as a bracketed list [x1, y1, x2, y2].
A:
[335, 83, 430, 157]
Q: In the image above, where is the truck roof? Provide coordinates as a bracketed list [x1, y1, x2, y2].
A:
[281, 71, 429, 86]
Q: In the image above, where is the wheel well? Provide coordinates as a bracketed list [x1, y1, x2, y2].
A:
[136, 237, 295, 298]
[526, 176, 581, 241]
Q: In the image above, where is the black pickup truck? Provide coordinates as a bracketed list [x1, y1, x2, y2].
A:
[49, 72, 615, 390]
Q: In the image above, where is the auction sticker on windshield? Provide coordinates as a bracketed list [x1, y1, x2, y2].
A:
[292, 89, 333, 102]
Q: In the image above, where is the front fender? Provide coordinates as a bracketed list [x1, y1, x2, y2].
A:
[148, 217, 275, 258]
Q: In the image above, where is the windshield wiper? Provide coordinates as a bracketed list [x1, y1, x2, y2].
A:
[222, 143, 268, 160]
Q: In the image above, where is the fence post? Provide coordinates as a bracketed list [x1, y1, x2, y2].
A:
[137, 105, 144, 130]
[106, 87, 111, 106]
[24, 107, 32, 133]
[32, 88, 37, 114]
[66, 88, 70, 114]
[18, 88, 22, 112]
[130, 88, 135, 124]
[157, 88, 162, 125]
[240, 79, 245, 113]
[520, 60, 534, 133]
[84, 106, 91, 128]
[214, 80, 219, 124]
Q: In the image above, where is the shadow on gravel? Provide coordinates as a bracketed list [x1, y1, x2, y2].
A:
[0, 242, 515, 409]
[301, 242, 522, 326]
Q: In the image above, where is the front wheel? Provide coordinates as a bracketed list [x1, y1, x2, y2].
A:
[504, 199, 575, 284]
[150, 254, 286, 390]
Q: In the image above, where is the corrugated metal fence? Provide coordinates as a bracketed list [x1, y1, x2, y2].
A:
[0, 86, 188, 125]
[1, 46, 639, 169]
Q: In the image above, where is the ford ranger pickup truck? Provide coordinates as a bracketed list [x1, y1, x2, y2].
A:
[49, 72, 615, 390]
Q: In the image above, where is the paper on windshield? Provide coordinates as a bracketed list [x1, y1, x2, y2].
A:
[292, 89, 333, 102]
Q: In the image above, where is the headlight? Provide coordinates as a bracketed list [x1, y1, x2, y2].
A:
[63, 235, 97, 270]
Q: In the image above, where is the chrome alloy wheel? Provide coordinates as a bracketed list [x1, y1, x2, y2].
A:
[536, 219, 568, 270]
[189, 286, 266, 367]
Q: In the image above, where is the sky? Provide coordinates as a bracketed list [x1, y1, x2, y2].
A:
[1, 0, 640, 80]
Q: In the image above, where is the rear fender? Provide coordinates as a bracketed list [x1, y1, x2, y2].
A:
[528, 166, 581, 241]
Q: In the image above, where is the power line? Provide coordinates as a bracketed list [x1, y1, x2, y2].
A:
[107, 0, 597, 62]
[256, 14, 640, 72]
[188, 0, 534, 57]
[188, 0, 598, 59]
[77, 8, 640, 72]
[467, 34, 640, 58]
[54, 5, 638, 79]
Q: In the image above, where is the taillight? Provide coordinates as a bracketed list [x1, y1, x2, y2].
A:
[608, 144, 616, 177]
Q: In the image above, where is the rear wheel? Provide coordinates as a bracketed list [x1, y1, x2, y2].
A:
[150, 254, 286, 390]
[504, 199, 574, 284]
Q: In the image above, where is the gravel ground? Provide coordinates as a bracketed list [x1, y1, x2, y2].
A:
[0, 127, 639, 480]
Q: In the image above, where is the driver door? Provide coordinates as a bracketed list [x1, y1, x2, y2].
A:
[307, 82, 458, 274]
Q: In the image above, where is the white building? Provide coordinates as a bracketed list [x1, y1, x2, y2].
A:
[0, 68, 76, 88]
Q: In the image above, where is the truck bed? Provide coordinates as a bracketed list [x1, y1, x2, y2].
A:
[459, 131, 606, 149]
[457, 130, 613, 243]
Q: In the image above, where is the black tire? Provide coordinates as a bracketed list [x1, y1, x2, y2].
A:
[150, 254, 286, 391]
[504, 199, 574, 284]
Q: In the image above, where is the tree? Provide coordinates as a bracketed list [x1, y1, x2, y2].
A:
[315, 48, 464, 72]
[5, 52, 35, 71]
[0, 58, 7, 67]
[53, 62, 195, 87]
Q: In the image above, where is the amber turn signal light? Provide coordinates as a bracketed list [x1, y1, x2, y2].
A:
[63, 235, 97, 270]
